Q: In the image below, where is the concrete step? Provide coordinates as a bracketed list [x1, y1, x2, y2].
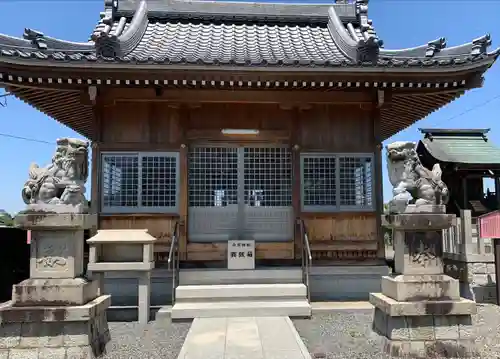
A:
[171, 299, 311, 319]
[179, 268, 302, 285]
[175, 283, 306, 302]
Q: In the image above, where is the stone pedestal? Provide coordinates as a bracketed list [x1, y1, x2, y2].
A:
[371, 206, 478, 358]
[0, 213, 110, 359]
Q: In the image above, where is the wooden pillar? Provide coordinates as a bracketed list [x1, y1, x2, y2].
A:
[175, 104, 189, 261]
[89, 98, 103, 236]
[462, 175, 468, 210]
[495, 177, 500, 209]
[372, 99, 385, 261]
[290, 105, 301, 260]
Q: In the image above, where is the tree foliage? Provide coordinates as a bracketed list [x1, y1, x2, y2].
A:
[0, 210, 14, 227]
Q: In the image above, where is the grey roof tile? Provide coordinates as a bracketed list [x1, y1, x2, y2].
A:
[121, 21, 352, 65]
[0, 0, 498, 71]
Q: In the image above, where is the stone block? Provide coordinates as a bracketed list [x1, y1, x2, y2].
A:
[15, 213, 96, 230]
[19, 322, 64, 348]
[0, 350, 8, 359]
[12, 278, 99, 306]
[9, 348, 39, 359]
[0, 323, 21, 349]
[434, 316, 460, 340]
[384, 213, 454, 230]
[30, 230, 84, 279]
[66, 345, 94, 359]
[63, 322, 92, 346]
[386, 316, 410, 340]
[39, 347, 66, 359]
[383, 337, 477, 358]
[381, 274, 460, 301]
[469, 263, 487, 274]
[457, 316, 475, 340]
[0, 295, 111, 323]
[372, 308, 387, 335]
[408, 316, 435, 340]
[369, 293, 477, 317]
[471, 273, 495, 286]
[394, 230, 444, 275]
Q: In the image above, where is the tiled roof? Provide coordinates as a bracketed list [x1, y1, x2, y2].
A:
[0, 0, 498, 71]
[123, 22, 351, 66]
[418, 129, 500, 165]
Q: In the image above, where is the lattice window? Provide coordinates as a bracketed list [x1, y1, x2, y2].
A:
[301, 153, 374, 212]
[101, 152, 179, 213]
[188, 147, 238, 207]
[338, 156, 373, 209]
[244, 147, 292, 207]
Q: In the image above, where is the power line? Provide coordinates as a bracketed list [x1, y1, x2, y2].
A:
[0, 132, 54, 145]
[435, 93, 500, 126]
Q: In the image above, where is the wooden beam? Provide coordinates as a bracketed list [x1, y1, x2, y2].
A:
[105, 88, 372, 105]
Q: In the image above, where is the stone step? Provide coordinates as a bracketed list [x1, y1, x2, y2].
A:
[175, 283, 306, 302]
[179, 268, 302, 285]
[171, 299, 311, 319]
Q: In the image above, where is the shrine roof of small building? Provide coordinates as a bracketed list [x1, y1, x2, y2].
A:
[418, 128, 500, 166]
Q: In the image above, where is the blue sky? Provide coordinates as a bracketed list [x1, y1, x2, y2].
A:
[0, 0, 499, 214]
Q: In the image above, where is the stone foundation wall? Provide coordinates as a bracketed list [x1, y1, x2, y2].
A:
[0, 311, 109, 358]
[445, 259, 497, 304]
[102, 265, 390, 309]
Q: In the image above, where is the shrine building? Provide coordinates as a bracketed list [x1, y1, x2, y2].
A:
[0, 0, 498, 306]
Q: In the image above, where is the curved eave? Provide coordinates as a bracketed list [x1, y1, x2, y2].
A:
[4, 81, 469, 142]
[0, 52, 497, 74]
[7, 86, 94, 139]
[380, 92, 465, 140]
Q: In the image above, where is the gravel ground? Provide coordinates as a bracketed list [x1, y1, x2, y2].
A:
[97, 304, 500, 358]
[101, 320, 191, 359]
[293, 304, 500, 359]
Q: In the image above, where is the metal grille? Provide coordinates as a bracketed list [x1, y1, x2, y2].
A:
[188, 147, 238, 207]
[141, 154, 178, 208]
[244, 147, 292, 207]
[101, 152, 179, 213]
[339, 156, 373, 208]
[102, 155, 139, 209]
[302, 156, 337, 209]
[301, 154, 374, 211]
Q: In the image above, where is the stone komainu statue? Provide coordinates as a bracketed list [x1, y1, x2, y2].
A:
[21, 138, 89, 213]
[386, 141, 449, 214]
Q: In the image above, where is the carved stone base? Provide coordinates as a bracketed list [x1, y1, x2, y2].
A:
[12, 278, 99, 307]
[0, 295, 110, 359]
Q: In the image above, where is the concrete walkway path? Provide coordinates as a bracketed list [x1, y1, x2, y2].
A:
[177, 316, 312, 359]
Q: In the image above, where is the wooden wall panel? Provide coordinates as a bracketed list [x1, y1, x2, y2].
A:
[99, 216, 178, 262]
[100, 103, 183, 146]
[298, 105, 374, 152]
[303, 214, 378, 260]
[187, 242, 294, 261]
